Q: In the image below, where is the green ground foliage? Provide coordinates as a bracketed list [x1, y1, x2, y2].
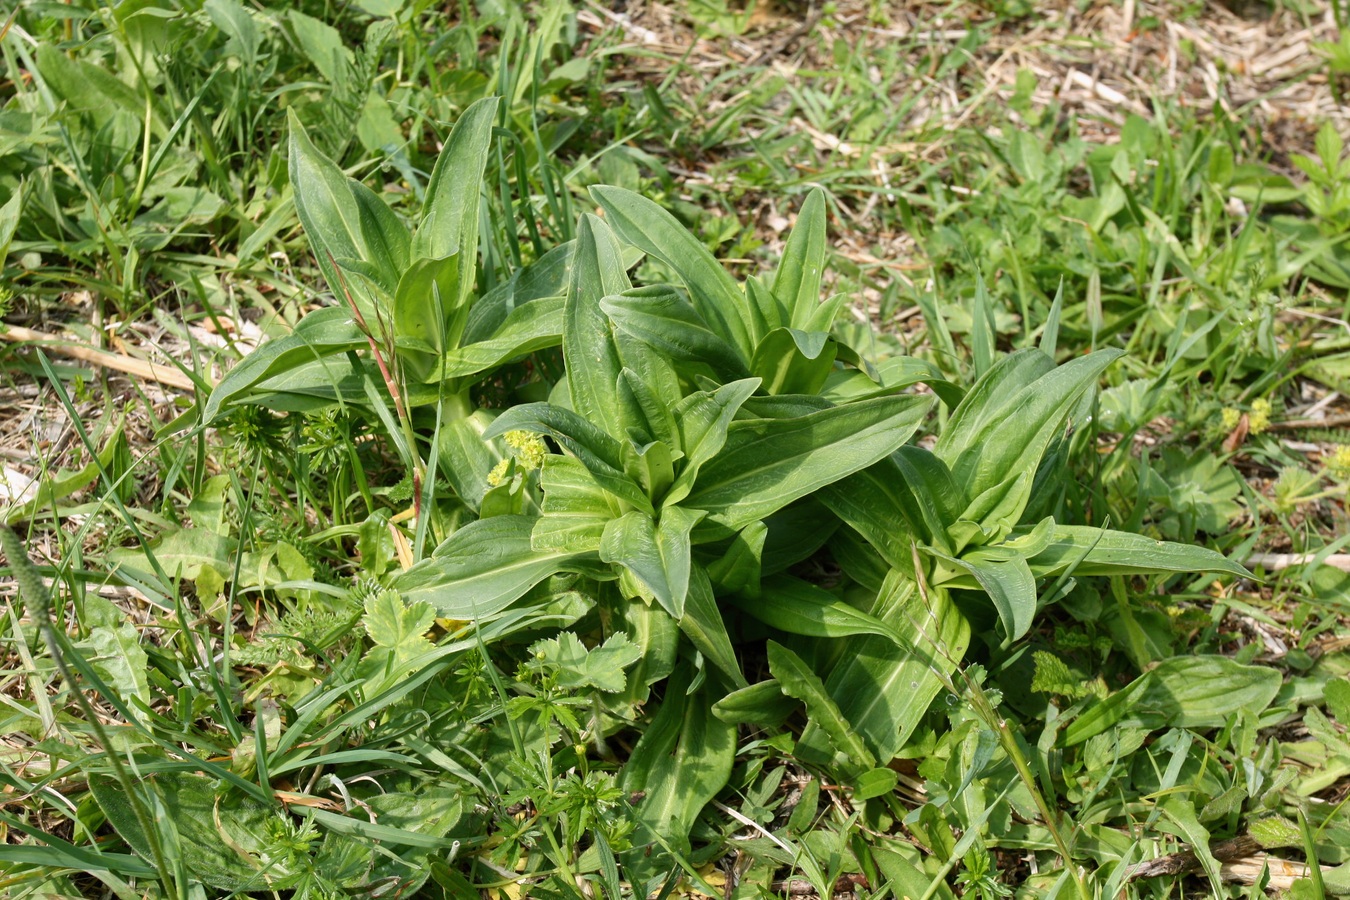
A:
[2, 0, 1350, 898]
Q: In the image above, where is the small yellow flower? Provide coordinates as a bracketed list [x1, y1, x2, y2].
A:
[486, 457, 510, 487]
[1249, 398, 1272, 435]
[1220, 407, 1241, 431]
[1327, 445, 1350, 482]
[504, 430, 548, 470]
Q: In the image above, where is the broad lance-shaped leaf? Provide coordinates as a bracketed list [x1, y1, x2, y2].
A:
[601, 286, 750, 381]
[707, 520, 767, 597]
[289, 111, 409, 312]
[532, 455, 622, 554]
[436, 409, 502, 511]
[392, 254, 461, 365]
[711, 679, 797, 726]
[485, 403, 652, 513]
[591, 185, 756, 360]
[820, 446, 963, 568]
[941, 348, 1122, 528]
[430, 295, 564, 380]
[678, 564, 746, 688]
[618, 367, 678, 453]
[767, 641, 875, 770]
[822, 574, 970, 763]
[774, 188, 828, 331]
[750, 327, 837, 396]
[599, 507, 704, 618]
[464, 240, 575, 343]
[394, 516, 580, 619]
[822, 356, 964, 409]
[414, 96, 497, 264]
[1025, 525, 1251, 579]
[203, 307, 365, 424]
[731, 574, 909, 645]
[685, 393, 933, 530]
[665, 378, 760, 507]
[566, 215, 630, 438]
[931, 548, 1038, 642]
[621, 664, 735, 866]
[936, 349, 1055, 460]
[1063, 655, 1282, 745]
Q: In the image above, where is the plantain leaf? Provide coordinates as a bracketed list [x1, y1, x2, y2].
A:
[485, 403, 652, 513]
[935, 349, 1055, 461]
[685, 393, 932, 530]
[592, 185, 755, 361]
[665, 378, 760, 507]
[706, 520, 767, 597]
[395, 516, 579, 619]
[621, 664, 736, 863]
[821, 356, 964, 408]
[203, 308, 366, 424]
[565, 215, 630, 438]
[932, 548, 1038, 641]
[432, 295, 564, 380]
[599, 507, 704, 618]
[289, 111, 409, 314]
[1026, 525, 1251, 579]
[414, 96, 497, 264]
[820, 446, 961, 568]
[678, 564, 745, 687]
[822, 573, 969, 762]
[768, 641, 875, 769]
[775, 188, 829, 331]
[91, 773, 281, 889]
[711, 679, 797, 726]
[1063, 656, 1282, 745]
[733, 574, 908, 645]
[749, 327, 837, 396]
[392, 253, 461, 376]
[940, 348, 1122, 528]
[464, 239, 575, 343]
[533, 455, 621, 553]
[618, 367, 679, 452]
[601, 285, 750, 381]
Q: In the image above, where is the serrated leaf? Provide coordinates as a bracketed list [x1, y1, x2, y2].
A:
[363, 590, 435, 651]
[77, 594, 151, 726]
[527, 632, 643, 693]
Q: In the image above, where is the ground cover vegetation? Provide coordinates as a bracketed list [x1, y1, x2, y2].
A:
[1, 0, 1349, 897]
